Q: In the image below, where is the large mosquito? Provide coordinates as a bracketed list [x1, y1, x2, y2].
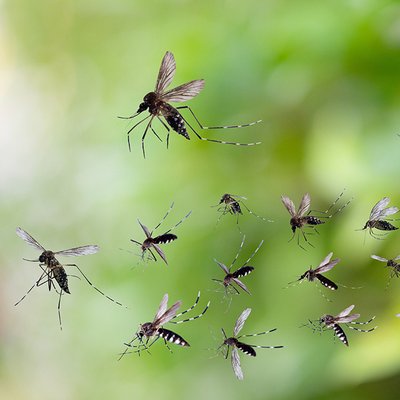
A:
[15, 227, 124, 329]
[219, 308, 283, 380]
[281, 192, 350, 249]
[288, 252, 340, 291]
[360, 197, 399, 239]
[309, 305, 377, 346]
[119, 51, 261, 157]
[214, 193, 272, 226]
[370, 254, 400, 287]
[130, 202, 191, 265]
[212, 235, 264, 296]
[119, 292, 210, 359]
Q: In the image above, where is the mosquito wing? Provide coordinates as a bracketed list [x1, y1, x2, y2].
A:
[54, 245, 99, 257]
[154, 300, 182, 326]
[232, 278, 251, 295]
[369, 197, 390, 220]
[378, 206, 399, 218]
[371, 255, 388, 263]
[234, 308, 252, 336]
[281, 196, 296, 217]
[154, 293, 169, 322]
[16, 227, 46, 251]
[215, 260, 230, 275]
[151, 243, 168, 265]
[336, 313, 360, 324]
[315, 253, 340, 274]
[161, 79, 205, 103]
[394, 255, 400, 261]
[231, 346, 244, 380]
[137, 219, 151, 238]
[155, 51, 176, 94]
[297, 193, 311, 217]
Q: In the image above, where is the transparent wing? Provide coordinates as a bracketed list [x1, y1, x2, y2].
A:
[232, 278, 251, 295]
[378, 206, 399, 218]
[151, 243, 168, 265]
[154, 300, 182, 326]
[154, 293, 169, 322]
[234, 308, 252, 336]
[54, 245, 99, 257]
[337, 305, 355, 318]
[315, 253, 340, 274]
[160, 79, 205, 103]
[337, 314, 360, 324]
[16, 227, 46, 251]
[138, 219, 151, 238]
[369, 197, 390, 220]
[215, 260, 230, 275]
[155, 51, 176, 94]
[371, 255, 388, 263]
[281, 196, 296, 217]
[231, 347, 244, 380]
[298, 193, 311, 217]
[394, 255, 400, 261]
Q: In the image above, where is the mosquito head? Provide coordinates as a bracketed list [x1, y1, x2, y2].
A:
[138, 322, 152, 337]
[139, 92, 157, 112]
[224, 337, 238, 347]
[320, 315, 333, 326]
[39, 250, 54, 264]
[220, 194, 230, 204]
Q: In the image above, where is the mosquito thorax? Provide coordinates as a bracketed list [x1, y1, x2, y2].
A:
[223, 275, 234, 286]
[39, 250, 55, 265]
[224, 337, 238, 347]
[139, 322, 154, 336]
[320, 315, 333, 325]
[142, 238, 153, 250]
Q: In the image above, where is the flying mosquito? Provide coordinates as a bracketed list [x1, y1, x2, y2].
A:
[212, 235, 263, 295]
[370, 254, 400, 285]
[214, 193, 271, 226]
[130, 202, 191, 265]
[281, 191, 350, 249]
[118, 292, 210, 359]
[119, 51, 261, 157]
[219, 308, 283, 380]
[15, 227, 124, 330]
[308, 305, 377, 346]
[360, 197, 399, 239]
[288, 252, 340, 291]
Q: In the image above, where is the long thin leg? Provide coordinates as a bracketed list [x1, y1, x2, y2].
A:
[65, 263, 126, 308]
[241, 240, 264, 266]
[141, 118, 154, 158]
[240, 201, 273, 222]
[176, 105, 262, 130]
[170, 292, 210, 324]
[239, 329, 277, 338]
[229, 235, 246, 270]
[156, 117, 170, 148]
[14, 270, 49, 306]
[152, 202, 175, 233]
[126, 114, 151, 152]
[163, 210, 192, 235]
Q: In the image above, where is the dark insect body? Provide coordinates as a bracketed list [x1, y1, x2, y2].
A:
[370, 254, 400, 286]
[219, 308, 283, 380]
[361, 197, 399, 239]
[281, 191, 351, 250]
[290, 252, 340, 291]
[313, 305, 377, 347]
[15, 227, 123, 330]
[119, 51, 261, 157]
[215, 193, 271, 227]
[130, 202, 191, 265]
[119, 292, 210, 359]
[213, 235, 263, 296]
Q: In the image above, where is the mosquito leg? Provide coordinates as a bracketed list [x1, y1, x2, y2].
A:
[152, 202, 175, 232]
[126, 114, 151, 152]
[240, 201, 273, 222]
[141, 119, 153, 159]
[57, 290, 63, 331]
[229, 235, 246, 270]
[150, 125, 163, 142]
[242, 239, 264, 266]
[163, 210, 192, 234]
[239, 329, 277, 338]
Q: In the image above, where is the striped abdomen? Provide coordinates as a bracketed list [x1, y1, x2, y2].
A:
[153, 233, 177, 245]
[53, 266, 70, 294]
[161, 104, 189, 139]
[332, 324, 348, 346]
[367, 220, 398, 231]
[316, 274, 338, 290]
[232, 266, 254, 279]
[158, 328, 190, 347]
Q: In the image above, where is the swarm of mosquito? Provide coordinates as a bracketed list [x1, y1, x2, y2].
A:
[119, 51, 261, 157]
[219, 308, 283, 380]
[130, 202, 191, 265]
[15, 227, 124, 330]
[118, 292, 210, 359]
[360, 197, 399, 239]
[212, 235, 264, 297]
[281, 191, 351, 250]
[305, 305, 377, 346]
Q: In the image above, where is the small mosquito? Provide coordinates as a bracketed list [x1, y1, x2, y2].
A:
[119, 292, 210, 359]
[15, 227, 124, 329]
[314, 305, 377, 346]
[213, 235, 263, 296]
[288, 252, 340, 291]
[219, 308, 283, 380]
[119, 51, 261, 157]
[281, 191, 350, 249]
[360, 197, 399, 239]
[214, 193, 271, 226]
[130, 202, 191, 265]
[370, 254, 400, 286]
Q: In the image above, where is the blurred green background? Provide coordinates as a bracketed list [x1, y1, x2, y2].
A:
[1, 0, 400, 399]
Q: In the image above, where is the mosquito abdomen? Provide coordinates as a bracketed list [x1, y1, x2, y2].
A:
[162, 104, 189, 139]
[158, 328, 190, 346]
[53, 267, 70, 294]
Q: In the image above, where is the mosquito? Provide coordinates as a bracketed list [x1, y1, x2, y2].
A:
[219, 308, 283, 380]
[130, 202, 191, 265]
[281, 192, 350, 249]
[119, 51, 261, 157]
[15, 227, 124, 330]
[370, 254, 400, 287]
[288, 252, 339, 291]
[212, 235, 263, 296]
[214, 193, 271, 226]
[317, 305, 377, 346]
[118, 292, 210, 359]
[360, 197, 399, 239]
